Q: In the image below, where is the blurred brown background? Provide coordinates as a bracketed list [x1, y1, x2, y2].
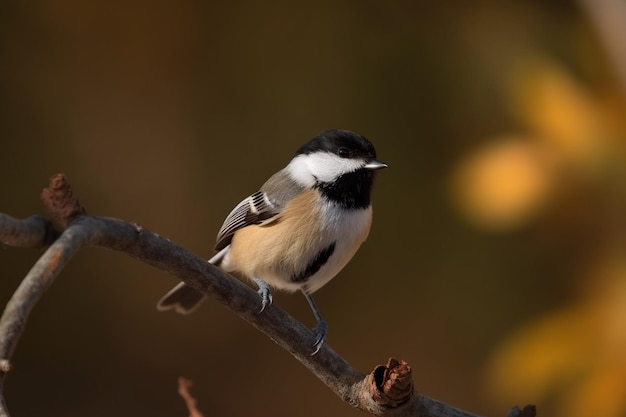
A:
[2, 1, 626, 416]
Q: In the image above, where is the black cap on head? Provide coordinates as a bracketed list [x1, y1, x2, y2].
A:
[295, 129, 377, 160]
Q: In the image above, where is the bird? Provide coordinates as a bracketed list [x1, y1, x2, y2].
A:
[157, 129, 387, 354]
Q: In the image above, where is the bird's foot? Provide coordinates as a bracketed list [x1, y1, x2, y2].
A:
[310, 319, 328, 356]
[253, 277, 273, 313]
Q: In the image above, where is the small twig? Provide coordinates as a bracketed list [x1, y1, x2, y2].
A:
[178, 377, 205, 417]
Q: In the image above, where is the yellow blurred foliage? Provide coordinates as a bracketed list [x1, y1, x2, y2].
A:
[450, 55, 626, 416]
[563, 365, 626, 417]
[484, 307, 595, 403]
[485, 255, 626, 417]
[511, 60, 610, 173]
[450, 138, 553, 230]
[451, 58, 626, 231]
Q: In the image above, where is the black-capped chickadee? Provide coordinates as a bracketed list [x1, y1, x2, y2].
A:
[157, 129, 387, 354]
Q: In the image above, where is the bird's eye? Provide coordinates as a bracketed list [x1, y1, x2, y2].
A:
[337, 147, 350, 158]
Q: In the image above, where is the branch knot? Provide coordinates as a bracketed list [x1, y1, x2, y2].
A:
[40, 174, 86, 228]
[369, 357, 413, 408]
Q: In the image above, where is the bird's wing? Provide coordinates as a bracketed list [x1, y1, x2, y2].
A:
[214, 168, 306, 251]
[214, 191, 280, 250]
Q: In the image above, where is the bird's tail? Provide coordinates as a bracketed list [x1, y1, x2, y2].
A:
[156, 247, 228, 314]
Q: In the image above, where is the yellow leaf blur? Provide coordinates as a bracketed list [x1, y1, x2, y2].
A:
[485, 255, 626, 417]
[561, 365, 626, 417]
[450, 138, 553, 230]
[484, 307, 596, 406]
[509, 59, 609, 172]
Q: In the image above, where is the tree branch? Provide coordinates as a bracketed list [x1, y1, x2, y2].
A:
[0, 174, 536, 417]
[0, 215, 58, 248]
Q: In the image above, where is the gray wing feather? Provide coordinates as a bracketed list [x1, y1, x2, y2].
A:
[214, 169, 306, 251]
[214, 191, 278, 250]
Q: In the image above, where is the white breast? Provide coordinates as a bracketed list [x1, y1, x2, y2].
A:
[298, 203, 373, 294]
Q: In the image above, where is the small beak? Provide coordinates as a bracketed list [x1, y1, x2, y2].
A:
[364, 159, 388, 170]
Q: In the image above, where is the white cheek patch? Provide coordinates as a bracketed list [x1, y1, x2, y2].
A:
[286, 153, 364, 186]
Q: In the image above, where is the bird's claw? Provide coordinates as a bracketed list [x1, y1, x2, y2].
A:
[310, 320, 328, 356]
[253, 277, 273, 313]
[258, 287, 273, 313]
